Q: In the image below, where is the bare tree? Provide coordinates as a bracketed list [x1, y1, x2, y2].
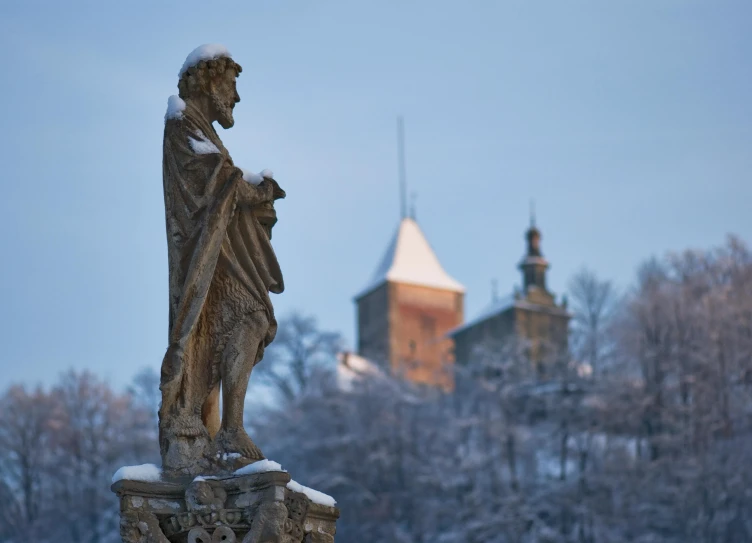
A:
[568, 268, 617, 377]
[0, 385, 57, 540]
[250, 238, 752, 543]
[0, 371, 158, 543]
[254, 312, 343, 404]
[46, 371, 157, 543]
[127, 367, 161, 421]
[1, 237, 750, 543]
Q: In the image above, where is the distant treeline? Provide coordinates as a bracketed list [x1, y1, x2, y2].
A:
[1, 236, 751, 543]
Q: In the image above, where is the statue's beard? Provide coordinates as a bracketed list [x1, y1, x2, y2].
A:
[213, 95, 235, 129]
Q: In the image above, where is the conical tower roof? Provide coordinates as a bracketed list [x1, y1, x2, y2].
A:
[355, 218, 465, 299]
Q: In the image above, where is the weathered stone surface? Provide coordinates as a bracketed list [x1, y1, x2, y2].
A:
[112, 472, 339, 543]
[159, 45, 287, 479]
[113, 44, 338, 542]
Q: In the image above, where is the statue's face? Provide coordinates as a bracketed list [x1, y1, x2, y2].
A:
[210, 69, 241, 129]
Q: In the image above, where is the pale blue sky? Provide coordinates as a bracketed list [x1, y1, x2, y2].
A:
[0, 0, 750, 388]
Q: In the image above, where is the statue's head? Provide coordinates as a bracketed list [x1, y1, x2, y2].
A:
[178, 53, 243, 129]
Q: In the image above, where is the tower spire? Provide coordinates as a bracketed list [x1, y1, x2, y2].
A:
[397, 116, 407, 220]
[519, 210, 548, 292]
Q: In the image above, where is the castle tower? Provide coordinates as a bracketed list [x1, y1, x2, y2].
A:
[354, 218, 465, 389]
[450, 214, 570, 377]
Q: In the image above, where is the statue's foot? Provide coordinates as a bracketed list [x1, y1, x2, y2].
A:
[215, 428, 264, 462]
[160, 415, 213, 479]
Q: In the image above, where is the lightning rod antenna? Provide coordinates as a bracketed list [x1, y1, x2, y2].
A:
[530, 199, 536, 227]
[397, 116, 407, 220]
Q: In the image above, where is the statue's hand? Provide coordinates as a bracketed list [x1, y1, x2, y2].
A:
[266, 178, 286, 200]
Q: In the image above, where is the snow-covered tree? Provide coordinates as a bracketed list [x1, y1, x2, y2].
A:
[2, 237, 750, 543]
[253, 311, 343, 404]
[567, 268, 617, 377]
[0, 372, 157, 543]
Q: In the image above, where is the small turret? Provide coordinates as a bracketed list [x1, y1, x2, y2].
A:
[518, 209, 549, 292]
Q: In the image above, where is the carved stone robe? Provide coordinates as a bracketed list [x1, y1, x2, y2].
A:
[160, 101, 284, 425]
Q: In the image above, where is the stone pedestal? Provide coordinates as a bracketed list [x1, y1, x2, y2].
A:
[112, 471, 339, 543]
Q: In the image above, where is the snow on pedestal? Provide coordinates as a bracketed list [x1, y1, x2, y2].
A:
[233, 458, 286, 475]
[287, 479, 337, 507]
[112, 460, 336, 507]
[233, 460, 337, 507]
[111, 463, 162, 484]
[112, 459, 339, 542]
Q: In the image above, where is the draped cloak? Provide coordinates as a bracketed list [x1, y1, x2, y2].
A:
[159, 102, 283, 421]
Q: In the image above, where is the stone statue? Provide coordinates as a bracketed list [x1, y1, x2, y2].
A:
[111, 45, 338, 543]
[159, 45, 286, 478]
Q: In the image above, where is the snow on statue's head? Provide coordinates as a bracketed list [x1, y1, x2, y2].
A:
[177, 44, 243, 129]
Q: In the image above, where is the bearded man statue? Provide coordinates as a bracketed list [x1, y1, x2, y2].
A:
[159, 45, 285, 477]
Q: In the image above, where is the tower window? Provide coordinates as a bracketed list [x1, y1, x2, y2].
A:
[421, 315, 436, 339]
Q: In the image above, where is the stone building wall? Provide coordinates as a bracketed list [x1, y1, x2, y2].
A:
[453, 310, 516, 366]
[514, 306, 570, 376]
[356, 284, 390, 365]
[389, 283, 464, 389]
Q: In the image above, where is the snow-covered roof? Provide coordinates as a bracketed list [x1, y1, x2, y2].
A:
[355, 218, 465, 299]
[448, 292, 571, 336]
[449, 294, 516, 336]
[336, 352, 384, 391]
[179, 44, 232, 77]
